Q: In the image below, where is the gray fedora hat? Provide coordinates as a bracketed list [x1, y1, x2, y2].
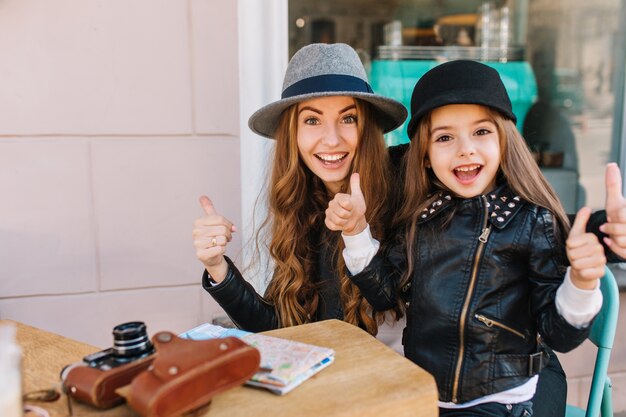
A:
[248, 43, 407, 139]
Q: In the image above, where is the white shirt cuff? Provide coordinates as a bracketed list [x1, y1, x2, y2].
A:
[342, 224, 380, 275]
[204, 272, 221, 287]
[555, 267, 603, 328]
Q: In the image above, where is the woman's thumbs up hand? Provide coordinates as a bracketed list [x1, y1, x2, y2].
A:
[192, 196, 236, 282]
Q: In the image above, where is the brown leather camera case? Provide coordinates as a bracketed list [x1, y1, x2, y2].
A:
[63, 353, 155, 408]
[126, 332, 261, 417]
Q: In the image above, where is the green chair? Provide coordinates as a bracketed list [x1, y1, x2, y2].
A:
[565, 267, 620, 417]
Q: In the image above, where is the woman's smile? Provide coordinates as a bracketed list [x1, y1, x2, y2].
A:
[297, 96, 359, 194]
[314, 152, 349, 167]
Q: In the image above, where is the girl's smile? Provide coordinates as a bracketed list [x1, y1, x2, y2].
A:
[427, 104, 500, 198]
[453, 163, 483, 184]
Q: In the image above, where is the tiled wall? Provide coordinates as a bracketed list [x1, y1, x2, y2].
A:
[0, 0, 238, 348]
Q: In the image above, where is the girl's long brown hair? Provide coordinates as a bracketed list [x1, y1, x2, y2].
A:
[260, 98, 398, 335]
[398, 108, 571, 290]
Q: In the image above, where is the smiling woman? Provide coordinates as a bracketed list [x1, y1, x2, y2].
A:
[296, 96, 359, 194]
[192, 43, 407, 336]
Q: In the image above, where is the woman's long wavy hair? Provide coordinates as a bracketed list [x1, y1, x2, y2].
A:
[259, 98, 397, 335]
[397, 107, 571, 291]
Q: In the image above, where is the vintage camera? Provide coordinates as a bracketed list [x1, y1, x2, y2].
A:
[81, 321, 154, 370]
[61, 321, 157, 409]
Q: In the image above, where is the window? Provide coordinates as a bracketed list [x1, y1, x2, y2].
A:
[288, 0, 626, 212]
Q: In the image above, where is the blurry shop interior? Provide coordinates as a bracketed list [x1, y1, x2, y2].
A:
[288, 0, 626, 214]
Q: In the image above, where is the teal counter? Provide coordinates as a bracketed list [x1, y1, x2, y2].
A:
[369, 60, 538, 145]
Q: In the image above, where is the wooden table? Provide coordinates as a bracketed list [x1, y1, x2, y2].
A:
[8, 319, 438, 417]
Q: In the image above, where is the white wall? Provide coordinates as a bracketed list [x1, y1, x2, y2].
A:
[238, 0, 287, 291]
[0, 0, 241, 348]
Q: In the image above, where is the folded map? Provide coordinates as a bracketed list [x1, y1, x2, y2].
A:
[180, 322, 335, 395]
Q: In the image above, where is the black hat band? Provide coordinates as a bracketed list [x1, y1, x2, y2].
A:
[281, 74, 373, 99]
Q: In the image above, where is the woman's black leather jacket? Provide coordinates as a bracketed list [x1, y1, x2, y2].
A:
[349, 183, 593, 404]
[202, 231, 345, 333]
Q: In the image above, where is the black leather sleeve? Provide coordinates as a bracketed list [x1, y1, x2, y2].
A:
[347, 240, 405, 311]
[202, 256, 279, 332]
[574, 209, 625, 263]
[529, 210, 592, 352]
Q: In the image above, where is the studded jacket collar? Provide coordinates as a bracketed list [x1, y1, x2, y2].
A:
[417, 184, 524, 229]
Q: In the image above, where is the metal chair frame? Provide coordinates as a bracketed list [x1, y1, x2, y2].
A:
[565, 267, 619, 417]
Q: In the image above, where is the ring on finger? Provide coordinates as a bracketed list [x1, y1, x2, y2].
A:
[211, 237, 217, 247]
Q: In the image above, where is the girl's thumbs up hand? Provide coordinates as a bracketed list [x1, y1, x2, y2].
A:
[567, 207, 606, 290]
[325, 173, 368, 236]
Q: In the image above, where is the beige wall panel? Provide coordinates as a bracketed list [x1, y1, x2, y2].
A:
[200, 285, 228, 325]
[191, 0, 239, 135]
[0, 0, 192, 135]
[0, 286, 202, 347]
[574, 376, 592, 409]
[610, 372, 626, 412]
[608, 292, 626, 372]
[91, 137, 242, 290]
[564, 377, 582, 408]
[0, 140, 97, 297]
[557, 340, 596, 378]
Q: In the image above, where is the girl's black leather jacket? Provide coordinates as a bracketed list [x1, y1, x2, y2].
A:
[349, 184, 594, 404]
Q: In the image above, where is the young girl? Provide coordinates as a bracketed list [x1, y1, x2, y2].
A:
[329, 60, 607, 415]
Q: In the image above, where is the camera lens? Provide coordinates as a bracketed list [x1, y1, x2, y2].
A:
[112, 321, 154, 362]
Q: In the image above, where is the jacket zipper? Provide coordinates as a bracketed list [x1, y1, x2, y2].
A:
[475, 314, 526, 339]
[451, 196, 491, 403]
